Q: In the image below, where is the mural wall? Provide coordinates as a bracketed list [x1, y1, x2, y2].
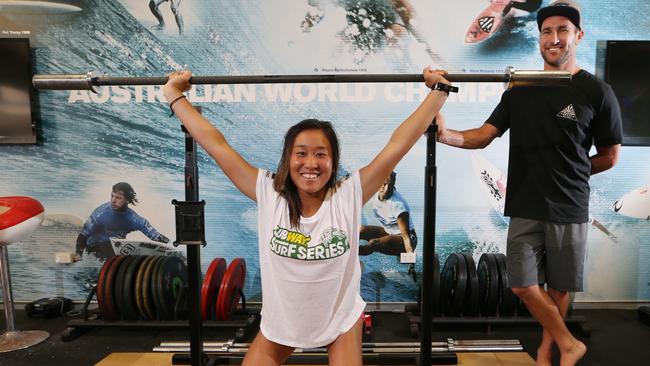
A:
[1, 0, 649, 303]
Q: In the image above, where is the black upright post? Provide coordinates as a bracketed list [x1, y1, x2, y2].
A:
[419, 122, 438, 366]
[182, 122, 204, 366]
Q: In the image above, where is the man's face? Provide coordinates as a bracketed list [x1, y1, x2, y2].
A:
[539, 16, 583, 69]
[110, 191, 128, 210]
[378, 175, 395, 201]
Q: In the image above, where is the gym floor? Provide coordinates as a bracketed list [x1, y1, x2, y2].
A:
[1, 305, 648, 365]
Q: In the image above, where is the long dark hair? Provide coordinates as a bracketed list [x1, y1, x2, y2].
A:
[273, 119, 340, 228]
[112, 182, 138, 205]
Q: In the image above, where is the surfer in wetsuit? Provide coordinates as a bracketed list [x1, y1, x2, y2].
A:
[74, 182, 169, 261]
[359, 172, 418, 281]
[149, 0, 184, 35]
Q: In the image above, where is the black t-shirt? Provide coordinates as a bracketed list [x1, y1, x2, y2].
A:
[487, 70, 622, 223]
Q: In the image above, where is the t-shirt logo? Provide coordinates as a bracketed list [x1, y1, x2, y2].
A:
[270, 226, 349, 261]
[557, 104, 578, 121]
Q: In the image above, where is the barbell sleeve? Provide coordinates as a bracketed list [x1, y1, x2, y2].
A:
[32, 68, 571, 91]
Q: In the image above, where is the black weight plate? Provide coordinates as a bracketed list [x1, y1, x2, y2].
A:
[104, 255, 127, 321]
[113, 255, 136, 320]
[121, 255, 147, 320]
[517, 297, 531, 316]
[462, 253, 480, 316]
[477, 253, 499, 316]
[432, 253, 441, 316]
[154, 256, 188, 320]
[134, 256, 156, 320]
[216, 258, 246, 321]
[143, 256, 164, 320]
[441, 253, 467, 316]
[494, 253, 517, 317]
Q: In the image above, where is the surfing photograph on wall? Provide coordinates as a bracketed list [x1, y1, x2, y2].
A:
[0, 0, 649, 303]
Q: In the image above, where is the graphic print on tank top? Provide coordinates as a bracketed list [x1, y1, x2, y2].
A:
[270, 226, 349, 261]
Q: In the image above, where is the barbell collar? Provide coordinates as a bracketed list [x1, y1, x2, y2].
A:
[32, 69, 571, 91]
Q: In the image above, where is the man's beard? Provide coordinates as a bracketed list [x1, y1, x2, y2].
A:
[541, 46, 573, 67]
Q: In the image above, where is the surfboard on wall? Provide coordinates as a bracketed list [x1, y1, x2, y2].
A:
[465, 1, 510, 43]
[613, 186, 650, 220]
[0, 1, 82, 14]
[471, 153, 618, 241]
[471, 153, 507, 223]
[110, 238, 186, 259]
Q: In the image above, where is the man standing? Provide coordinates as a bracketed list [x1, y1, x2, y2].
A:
[75, 182, 170, 261]
[433, 1, 622, 365]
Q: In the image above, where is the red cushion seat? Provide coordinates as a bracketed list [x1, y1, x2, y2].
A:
[0, 197, 44, 231]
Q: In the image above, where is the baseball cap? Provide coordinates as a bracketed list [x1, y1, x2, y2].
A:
[537, 1, 581, 30]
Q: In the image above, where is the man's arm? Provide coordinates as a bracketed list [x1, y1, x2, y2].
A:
[396, 212, 413, 253]
[590, 144, 620, 174]
[436, 113, 501, 149]
[75, 234, 87, 260]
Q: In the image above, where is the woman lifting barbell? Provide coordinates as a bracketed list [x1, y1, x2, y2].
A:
[164, 66, 453, 366]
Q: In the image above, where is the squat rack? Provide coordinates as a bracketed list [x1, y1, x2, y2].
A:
[33, 68, 570, 366]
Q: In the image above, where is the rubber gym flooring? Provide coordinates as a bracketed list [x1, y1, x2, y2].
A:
[1, 306, 649, 365]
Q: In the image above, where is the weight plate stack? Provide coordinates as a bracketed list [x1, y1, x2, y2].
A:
[477, 253, 499, 316]
[441, 253, 467, 316]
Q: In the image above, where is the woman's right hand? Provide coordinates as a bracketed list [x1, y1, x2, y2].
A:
[422, 67, 450, 88]
[164, 70, 192, 102]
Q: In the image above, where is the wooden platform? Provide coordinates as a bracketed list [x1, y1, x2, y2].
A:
[96, 352, 536, 365]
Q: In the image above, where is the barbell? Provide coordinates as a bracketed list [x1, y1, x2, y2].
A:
[32, 67, 570, 92]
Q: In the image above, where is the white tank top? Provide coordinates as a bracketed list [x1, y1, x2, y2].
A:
[255, 169, 366, 348]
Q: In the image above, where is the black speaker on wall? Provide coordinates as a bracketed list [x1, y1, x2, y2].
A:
[0, 37, 37, 144]
[602, 40, 650, 146]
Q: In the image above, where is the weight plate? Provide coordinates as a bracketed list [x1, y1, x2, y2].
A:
[154, 256, 188, 320]
[517, 298, 531, 316]
[477, 253, 499, 316]
[216, 258, 246, 321]
[121, 255, 147, 320]
[143, 256, 164, 320]
[134, 255, 156, 320]
[494, 253, 517, 317]
[104, 255, 127, 321]
[441, 253, 467, 316]
[97, 256, 117, 320]
[113, 255, 136, 320]
[462, 253, 480, 316]
[201, 257, 227, 321]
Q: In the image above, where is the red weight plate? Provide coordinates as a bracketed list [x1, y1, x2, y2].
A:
[216, 258, 246, 321]
[104, 255, 127, 321]
[96, 256, 117, 319]
[201, 257, 227, 321]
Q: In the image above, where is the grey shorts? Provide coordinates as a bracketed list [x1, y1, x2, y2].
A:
[506, 217, 587, 292]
